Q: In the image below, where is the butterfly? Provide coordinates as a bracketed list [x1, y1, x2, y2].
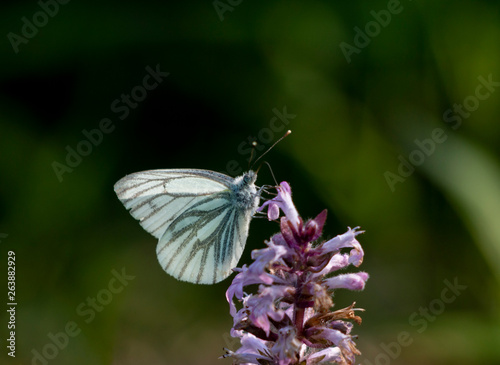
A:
[114, 169, 260, 284]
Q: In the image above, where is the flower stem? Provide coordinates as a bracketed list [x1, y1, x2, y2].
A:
[294, 305, 305, 335]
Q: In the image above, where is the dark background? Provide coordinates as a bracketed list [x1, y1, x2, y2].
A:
[1, 1, 499, 364]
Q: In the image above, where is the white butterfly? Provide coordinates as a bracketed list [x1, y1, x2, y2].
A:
[114, 169, 260, 284]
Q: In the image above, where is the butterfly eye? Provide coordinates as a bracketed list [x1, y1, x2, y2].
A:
[241, 171, 256, 185]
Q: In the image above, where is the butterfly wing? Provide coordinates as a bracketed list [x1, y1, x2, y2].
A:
[114, 169, 258, 284]
[157, 189, 254, 284]
[114, 169, 234, 239]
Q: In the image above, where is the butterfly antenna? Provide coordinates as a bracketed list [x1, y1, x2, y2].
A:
[248, 141, 258, 169]
[251, 130, 291, 169]
[262, 161, 278, 186]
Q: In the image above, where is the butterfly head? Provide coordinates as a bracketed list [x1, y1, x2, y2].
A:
[232, 170, 259, 210]
[242, 170, 257, 184]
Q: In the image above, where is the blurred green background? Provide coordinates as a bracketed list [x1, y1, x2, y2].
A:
[1, 0, 500, 364]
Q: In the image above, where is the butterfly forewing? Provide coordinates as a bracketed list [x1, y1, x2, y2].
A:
[114, 169, 259, 284]
[114, 169, 233, 239]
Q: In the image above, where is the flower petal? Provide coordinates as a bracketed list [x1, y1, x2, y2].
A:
[221, 332, 272, 364]
[311, 253, 349, 278]
[306, 347, 342, 364]
[271, 326, 301, 365]
[319, 227, 363, 255]
[258, 182, 300, 229]
[324, 272, 369, 291]
[246, 286, 287, 336]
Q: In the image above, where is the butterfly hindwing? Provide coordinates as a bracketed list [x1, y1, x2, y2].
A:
[157, 191, 247, 284]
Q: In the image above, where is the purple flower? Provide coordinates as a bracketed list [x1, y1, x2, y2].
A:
[246, 286, 288, 336]
[271, 326, 302, 365]
[324, 272, 369, 291]
[306, 347, 342, 364]
[226, 240, 289, 317]
[258, 181, 299, 228]
[222, 330, 273, 364]
[222, 182, 369, 365]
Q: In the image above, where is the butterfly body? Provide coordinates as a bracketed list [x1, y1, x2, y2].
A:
[114, 169, 259, 284]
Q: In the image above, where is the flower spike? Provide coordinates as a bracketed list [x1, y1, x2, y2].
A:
[224, 181, 368, 364]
